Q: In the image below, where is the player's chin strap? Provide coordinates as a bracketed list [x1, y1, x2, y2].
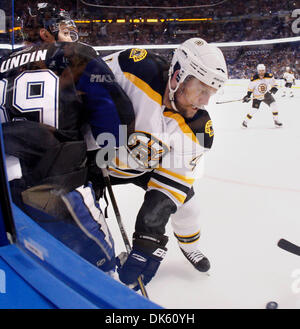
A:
[168, 68, 182, 112]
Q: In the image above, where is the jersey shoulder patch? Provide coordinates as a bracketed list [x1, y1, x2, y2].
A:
[264, 72, 273, 78]
[118, 49, 169, 96]
[251, 74, 259, 81]
[185, 109, 214, 149]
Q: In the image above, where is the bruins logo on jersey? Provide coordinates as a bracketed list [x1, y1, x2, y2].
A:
[127, 131, 169, 169]
[258, 83, 268, 94]
[205, 120, 214, 137]
[194, 40, 204, 46]
[129, 48, 148, 62]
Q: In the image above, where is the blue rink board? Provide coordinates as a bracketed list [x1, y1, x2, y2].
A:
[0, 103, 161, 309]
[0, 204, 161, 309]
[0, 250, 55, 309]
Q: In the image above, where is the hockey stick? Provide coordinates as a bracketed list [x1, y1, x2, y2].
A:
[278, 239, 300, 256]
[216, 98, 243, 104]
[100, 167, 149, 298]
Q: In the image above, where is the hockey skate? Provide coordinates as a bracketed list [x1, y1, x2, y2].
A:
[180, 247, 210, 272]
[274, 120, 283, 128]
[242, 121, 248, 128]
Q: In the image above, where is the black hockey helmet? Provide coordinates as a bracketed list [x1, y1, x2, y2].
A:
[21, 3, 78, 43]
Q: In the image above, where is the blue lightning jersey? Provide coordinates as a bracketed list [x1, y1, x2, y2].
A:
[0, 42, 135, 146]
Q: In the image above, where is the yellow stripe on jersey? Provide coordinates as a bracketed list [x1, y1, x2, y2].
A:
[156, 166, 195, 185]
[109, 167, 138, 177]
[123, 72, 162, 105]
[114, 156, 130, 169]
[148, 180, 186, 204]
[163, 111, 200, 145]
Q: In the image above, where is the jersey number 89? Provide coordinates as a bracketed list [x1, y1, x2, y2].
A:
[0, 70, 59, 128]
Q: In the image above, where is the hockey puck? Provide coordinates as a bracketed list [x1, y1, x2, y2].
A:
[266, 301, 278, 309]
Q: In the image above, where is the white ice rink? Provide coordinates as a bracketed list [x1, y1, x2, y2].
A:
[106, 80, 300, 309]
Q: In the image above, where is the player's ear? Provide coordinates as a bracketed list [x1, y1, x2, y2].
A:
[39, 28, 55, 43]
[170, 70, 180, 89]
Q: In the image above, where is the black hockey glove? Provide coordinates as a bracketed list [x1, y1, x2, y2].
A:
[116, 232, 168, 290]
[264, 91, 273, 102]
[270, 87, 278, 94]
[242, 91, 252, 103]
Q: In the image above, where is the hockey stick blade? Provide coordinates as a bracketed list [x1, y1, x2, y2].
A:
[216, 98, 243, 104]
[278, 239, 300, 256]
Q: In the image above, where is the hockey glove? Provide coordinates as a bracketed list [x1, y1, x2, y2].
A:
[264, 91, 273, 102]
[242, 92, 252, 103]
[270, 87, 278, 94]
[117, 232, 168, 290]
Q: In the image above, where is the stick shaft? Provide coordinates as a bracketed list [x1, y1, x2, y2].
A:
[278, 239, 300, 256]
[216, 98, 243, 104]
[101, 168, 149, 298]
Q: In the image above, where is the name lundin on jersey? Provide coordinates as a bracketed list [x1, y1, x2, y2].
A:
[0, 49, 48, 73]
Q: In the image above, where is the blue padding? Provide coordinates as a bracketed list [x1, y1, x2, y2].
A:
[11, 204, 162, 309]
[0, 117, 10, 247]
[0, 245, 101, 309]
[0, 253, 55, 309]
[0, 207, 8, 247]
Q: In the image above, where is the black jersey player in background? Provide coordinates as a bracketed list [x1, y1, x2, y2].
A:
[0, 3, 135, 273]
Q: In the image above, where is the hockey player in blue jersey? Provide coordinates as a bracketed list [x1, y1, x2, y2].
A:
[0, 3, 135, 274]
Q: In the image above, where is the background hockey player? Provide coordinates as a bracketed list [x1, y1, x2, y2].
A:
[98, 38, 228, 289]
[242, 64, 282, 128]
[0, 3, 135, 273]
[282, 66, 295, 98]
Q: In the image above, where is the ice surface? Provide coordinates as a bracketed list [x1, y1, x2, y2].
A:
[105, 80, 300, 309]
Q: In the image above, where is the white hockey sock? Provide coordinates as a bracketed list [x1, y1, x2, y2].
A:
[171, 196, 202, 252]
[270, 102, 279, 121]
[245, 107, 259, 122]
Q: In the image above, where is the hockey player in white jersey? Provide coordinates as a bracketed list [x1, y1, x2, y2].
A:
[282, 66, 295, 98]
[99, 38, 228, 289]
[242, 64, 282, 128]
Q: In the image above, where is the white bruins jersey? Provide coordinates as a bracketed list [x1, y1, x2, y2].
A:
[283, 71, 295, 83]
[103, 48, 214, 207]
[248, 73, 278, 100]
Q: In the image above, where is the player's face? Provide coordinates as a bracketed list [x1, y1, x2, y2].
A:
[175, 78, 217, 118]
[57, 22, 78, 42]
[258, 69, 265, 78]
